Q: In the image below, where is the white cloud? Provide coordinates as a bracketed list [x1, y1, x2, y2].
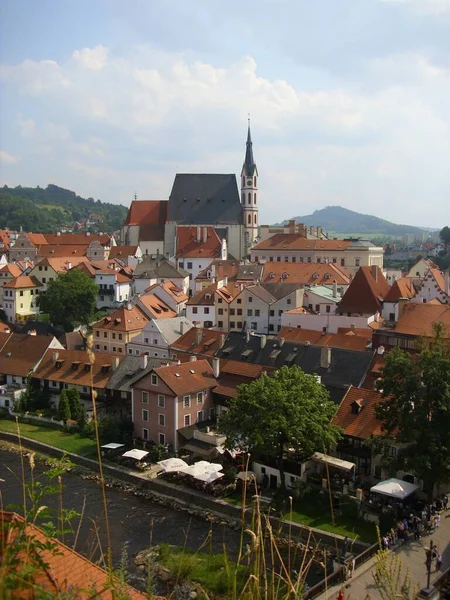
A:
[0, 151, 20, 165]
[1, 44, 450, 225]
[379, 0, 450, 14]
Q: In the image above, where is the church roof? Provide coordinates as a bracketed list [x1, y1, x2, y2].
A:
[243, 124, 257, 176]
[168, 174, 242, 225]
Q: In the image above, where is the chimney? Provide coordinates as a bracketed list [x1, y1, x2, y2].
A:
[190, 355, 197, 362]
[213, 357, 220, 378]
[350, 323, 355, 330]
[57, 232, 61, 237]
[195, 327, 202, 346]
[288, 219, 296, 234]
[27, 329, 37, 336]
[203, 227, 208, 243]
[332, 280, 338, 298]
[52, 351, 59, 363]
[127, 302, 132, 311]
[260, 334, 267, 349]
[219, 333, 226, 348]
[140, 354, 148, 370]
[180, 321, 185, 336]
[196, 226, 201, 242]
[371, 265, 378, 281]
[246, 329, 251, 343]
[279, 337, 285, 347]
[67, 261, 72, 270]
[112, 357, 120, 371]
[397, 297, 408, 321]
[320, 346, 332, 369]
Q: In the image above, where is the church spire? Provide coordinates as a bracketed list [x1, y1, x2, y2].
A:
[244, 117, 256, 176]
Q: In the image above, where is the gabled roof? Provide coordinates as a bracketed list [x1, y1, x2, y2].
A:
[392, 303, 450, 337]
[35, 256, 90, 274]
[37, 244, 89, 258]
[25, 232, 48, 245]
[93, 305, 149, 332]
[44, 232, 112, 246]
[144, 282, 188, 304]
[124, 200, 168, 241]
[384, 278, 416, 302]
[187, 283, 217, 306]
[168, 174, 242, 225]
[171, 327, 225, 357]
[108, 246, 139, 259]
[261, 261, 350, 285]
[34, 349, 124, 389]
[196, 259, 241, 282]
[277, 326, 371, 351]
[4, 275, 42, 289]
[252, 234, 352, 252]
[244, 284, 277, 305]
[133, 256, 189, 279]
[153, 359, 216, 395]
[176, 226, 223, 259]
[338, 266, 389, 315]
[236, 263, 264, 281]
[136, 294, 177, 319]
[0, 333, 58, 377]
[0, 511, 146, 599]
[151, 317, 194, 345]
[260, 282, 303, 300]
[0, 263, 22, 278]
[423, 268, 447, 295]
[332, 385, 386, 439]
[106, 355, 173, 391]
[216, 283, 243, 303]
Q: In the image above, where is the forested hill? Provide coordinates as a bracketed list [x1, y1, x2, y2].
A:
[0, 184, 128, 233]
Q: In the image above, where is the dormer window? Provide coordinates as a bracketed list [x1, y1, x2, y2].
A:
[324, 273, 330, 280]
[351, 399, 364, 414]
[84, 363, 91, 372]
[72, 361, 81, 371]
[312, 273, 319, 279]
[151, 374, 158, 386]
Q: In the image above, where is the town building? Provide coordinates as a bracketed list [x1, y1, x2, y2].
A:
[186, 284, 217, 329]
[142, 282, 189, 314]
[132, 256, 189, 295]
[260, 261, 350, 288]
[170, 327, 226, 362]
[411, 267, 450, 305]
[92, 304, 149, 354]
[121, 200, 167, 256]
[0, 263, 22, 286]
[131, 359, 217, 449]
[336, 266, 389, 318]
[126, 317, 193, 358]
[382, 278, 417, 322]
[2, 276, 43, 323]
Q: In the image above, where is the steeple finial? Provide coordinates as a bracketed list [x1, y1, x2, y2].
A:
[243, 116, 256, 175]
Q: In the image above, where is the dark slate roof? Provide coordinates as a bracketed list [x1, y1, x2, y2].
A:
[15, 321, 63, 338]
[58, 331, 85, 351]
[260, 282, 303, 300]
[237, 263, 263, 281]
[133, 257, 189, 279]
[168, 174, 243, 225]
[243, 125, 257, 177]
[106, 356, 174, 392]
[215, 332, 374, 404]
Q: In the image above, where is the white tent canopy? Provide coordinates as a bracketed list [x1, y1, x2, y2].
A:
[195, 471, 224, 484]
[158, 458, 189, 473]
[101, 443, 124, 450]
[122, 449, 149, 461]
[370, 478, 419, 500]
[179, 461, 223, 479]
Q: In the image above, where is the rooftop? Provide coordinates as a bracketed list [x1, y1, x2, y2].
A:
[136, 294, 177, 319]
[332, 385, 386, 439]
[261, 261, 350, 285]
[176, 226, 223, 259]
[277, 326, 371, 351]
[93, 305, 149, 332]
[153, 358, 217, 395]
[4, 275, 42, 289]
[133, 256, 189, 279]
[171, 327, 225, 356]
[384, 277, 417, 302]
[252, 234, 353, 252]
[0, 333, 60, 377]
[389, 303, 450, 337]
[337, 266, 389, 315]
[124, 200, 168, 241]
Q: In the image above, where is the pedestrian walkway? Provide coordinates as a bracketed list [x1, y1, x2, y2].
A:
[316, 509, 450, 599]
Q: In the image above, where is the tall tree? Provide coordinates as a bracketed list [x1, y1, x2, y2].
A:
[375, 323, 450, 498]
[218, 366, 342, 489]
[67, 388, 82, 421]
[38, 269, 98, 331]
[58, 390, 71, 424]
[439, 225, 450, 252]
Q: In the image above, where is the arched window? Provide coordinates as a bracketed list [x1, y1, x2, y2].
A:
[248, 214, 251, 224]
[241, 192, 245, 203]
[254, 176, 257, 186]
[254, 193, 257, 204]
[242, 176, 245, 186]
[254, 213, 257, 224]
[248, 193, 251, 204]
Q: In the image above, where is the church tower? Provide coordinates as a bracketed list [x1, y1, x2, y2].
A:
[241, 120, 258, 251]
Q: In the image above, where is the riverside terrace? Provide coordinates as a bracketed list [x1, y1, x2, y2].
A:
[214, 331, 374, 404]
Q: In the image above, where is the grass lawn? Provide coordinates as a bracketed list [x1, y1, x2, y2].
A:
[285, 489, 378, 544]
[0, 419, 97, 458]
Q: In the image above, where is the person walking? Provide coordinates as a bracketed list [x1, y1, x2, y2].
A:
[436, 552, 443, 571]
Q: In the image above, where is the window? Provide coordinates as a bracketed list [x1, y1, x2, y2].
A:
[255, 309, 260, 317]
[187, 262, 193, 269]
[197, 410, 204, 422]
[96, 344, 100, 350]
[237, 321, 242, 329]
[104, 332, 107, 338]
[104, 345, 107, 351]
[230, 321, 235, 328]
[119, 334, 123, 341]
[218, 298, 223, 304]
[355, 258, 360, 267]
[326, 305, 331, 313]
[183, 395, 191, 407]
[307, 257, 312, 263]
[128, 349, 132, 354]
[374, 465, 382, 479]
[333, 257, 337, 263]
[341, 258, 345, 266]
[204, 307, 210, 314]
[237, 308, 242, 316]
[287, 299, 291, 305]
[153, 339, 158, 345]
[151, 374, 158, 386]
[230, 308, 235, 315]
[159, 433, 165, 445]
[315, 305, 320, 312]
[142, 409, 149, 422]
[237, 298, 242, 304]
[277, 257, 281, 262]
[192, 307, 198, 314]
[285, 257, 288, 262]
[142, 391, 149, 403]
[96, 331, 99, 337]
[251, 322, 257, 330]
[248, 296, 253, 303]
[218, 308, 224, 315]
[20, 291, 23, 297]
[142, 428, 149, 440]
[317, 257, 321, 263]
[278, 310, 283, 316]
[247, 309, 253, 316]
[112, 333, 116, 340]
[268, 324, 274, 331]
[292, 257, 296, 263]
[158, 414, 165, 426]
[218, 320, 223, 327]
[158, 394, 165, 408]
[112, 346, 116, 352]
[197, 391, 203, 404]
[269, 310, 274, 317]
[184, 414, 191, 426]
[145, 338, 149, 343]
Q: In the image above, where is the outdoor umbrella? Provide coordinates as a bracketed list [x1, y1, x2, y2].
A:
[195, 471, 224, 484]
[122, 449, 149, 461]
[370, 478, 419, 500]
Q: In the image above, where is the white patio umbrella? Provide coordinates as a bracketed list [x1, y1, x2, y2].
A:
[194, 461, 223, 472]
[370, 478, 419, 500]
[195, 471, 224, 484]
[122, 449, 149, 461]
[158, 458, 189, 473]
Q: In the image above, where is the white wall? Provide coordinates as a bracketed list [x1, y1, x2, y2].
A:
[252, 461, 304, 488]
[281, 311, 375, 333]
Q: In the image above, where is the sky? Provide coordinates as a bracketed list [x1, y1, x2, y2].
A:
[1, 0, 450, 227]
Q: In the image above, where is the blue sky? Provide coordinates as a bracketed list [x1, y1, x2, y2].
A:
[1, 0, 450, 227]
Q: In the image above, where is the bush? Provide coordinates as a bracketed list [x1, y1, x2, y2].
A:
[96, 414, 134, 445]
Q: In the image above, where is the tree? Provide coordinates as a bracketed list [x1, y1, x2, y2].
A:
[67, 388, 82, 421]
[58, 390, 71, 424]
[218, 366, 342, 489]
[439, 225, 450, 252]
[38, 269, 98, 331]
[97, 415, 134, 445]
[375, 323, 450, 498]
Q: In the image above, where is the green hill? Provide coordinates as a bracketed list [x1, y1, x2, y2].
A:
[0, 184, 128, 233]
[282, 206, 430, 237]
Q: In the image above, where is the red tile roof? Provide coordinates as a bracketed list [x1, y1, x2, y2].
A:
[124, 200, 168, 241]
[277, 326, 371, 351]
[0, 264, 22, 278]
[393, 303, 450, 337]
[34, 349, 124, 389]
[37, 245, 89, 258]
[44, 233, 112, 245]
[171, 328, 225, 356]
[0, 511, 146, 599]
[338, 266, 389, 315]
[154, 359, 216, 395]
[0, 333, 56, 377]
[384, 278, 416, 302]
[332, 385, 386, 439]
[93, 305, 149, 332]
[108, 246, 139, 259]
[196, 259, 241, 282]
[0, 322, 11, 334]
[26, 233, 48, 245]
[145, 282, 188, 304]
[252, 234, 352, 252]
[261, 261, 350, 285]
[176, 226, 222, 259]
[187, 283, 217, 306]
[137, 294, 177, 319]
[221, 360, 268, 379]
[4, 275, 42, 289]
